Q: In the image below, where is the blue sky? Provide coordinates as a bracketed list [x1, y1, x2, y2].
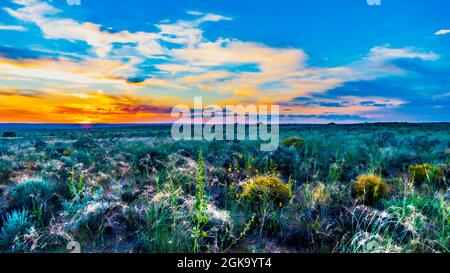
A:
[0, 0, 449, 123]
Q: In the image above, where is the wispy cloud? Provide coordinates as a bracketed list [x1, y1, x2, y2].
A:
[435, 29, 450, 35]
[0, 24, 27, 31]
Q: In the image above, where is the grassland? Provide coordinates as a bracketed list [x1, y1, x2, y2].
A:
[0, 123, 448, 253]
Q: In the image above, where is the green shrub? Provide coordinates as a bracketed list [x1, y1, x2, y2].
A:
[353, 175, 388, 206]
[282, 137, 305, 149]
[9, 179, 56, 224]
[63, 149, 74, 157]
[241, 176, 292, 208]
[2, 131, 16, 138]
[0, 157, 13, 182]
[60, 156, 75, 167]
[71, 151, 91, 165]
[0, 210, 32, 252]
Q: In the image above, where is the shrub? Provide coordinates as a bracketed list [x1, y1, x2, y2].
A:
[408, 164, 432, 185]
[282, 137, 305, 149]
[60, 156, 75, 168]
[0, 157, 13, 182]
[63, 149, 74, 157]
[352, 175, 388, 206]
[10, 179, 55, 214]
[241, 176, 292, 208]
[71, 150, 91, 165]
[430, 165, 448, 188]
[0, 210, 32, 252]
[2, 131, 16, 138]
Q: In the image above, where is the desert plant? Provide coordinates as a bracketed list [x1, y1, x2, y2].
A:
[352, 175, 388, 206]
[63, 148, 74, 157]
[408, 163, 447, 187]
[430, 165, 448, 188]
[10, 179, 55, 211]
[241, 176, 292, 208]
[283, 137, 305, 149]
[192, 150, 209, 253]
[240, 176, 292, 236]
[0, 210, 32, 252]
[2, 131, 16, 138]
[71, 150, 91, 165]
[0, 156, 13, 182]
[224, 214, 255, 252]
[408, 164, 432, 185]
[69, 170, 85, 200]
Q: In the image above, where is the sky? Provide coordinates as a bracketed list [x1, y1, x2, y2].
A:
[0, 0, 449, 124]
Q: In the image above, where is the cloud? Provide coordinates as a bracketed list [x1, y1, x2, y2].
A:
[5, 0, 163, 57]
[280, 114, 368, 122]
[435, 29, 450, 35]
[0, 56, 137, 85]
[433, 92, 450, 100]
[0, 24, 27, 31]
[0, 87, 44, 97]
[172, 38, 306, 74]
[5, 0, 232, 58]
[186, 10, 204, 16]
